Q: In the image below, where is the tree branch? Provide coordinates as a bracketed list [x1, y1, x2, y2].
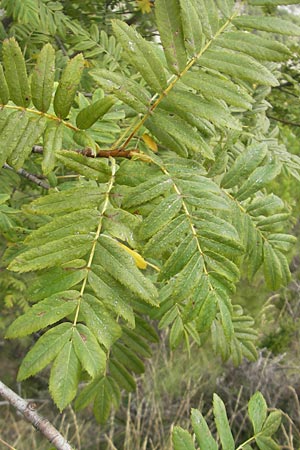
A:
[3, 164, 50, 190]
[0, 381, 74, 450]
[267, 114, 300, 128]
[32, 145, 137, 159]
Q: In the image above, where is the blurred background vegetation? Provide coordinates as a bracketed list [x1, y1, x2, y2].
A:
[0, 1, 300, 449]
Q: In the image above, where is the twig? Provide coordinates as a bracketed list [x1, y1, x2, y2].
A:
[0, 381, 74, 450]
[0, 436, 17, 450]
[267, 114, 300, 128]
[3, 164, 50, 190]
[32, 145, 137, 159]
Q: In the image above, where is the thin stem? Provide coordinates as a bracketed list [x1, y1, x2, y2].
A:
[115, 11, 238, 151]
[0, 104, 79, 132]
[0, 381, 74, 450]
[72, 157, 116, 327]
[0, 437, 17, 450]
[236, 435, 256, 450]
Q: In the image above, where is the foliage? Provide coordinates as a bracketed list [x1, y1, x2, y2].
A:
[172, 391, 282, 450]
[0, 0, 299, 428]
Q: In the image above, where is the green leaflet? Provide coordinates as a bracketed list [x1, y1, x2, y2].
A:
[135, 316, 159, 343]
[122, 175, 172, 208]
[147, 110, 215, 159]
[221, 143, 268, 189]
[17, 323, 73, 381]
[31, 43, 55, 112]
[263, 242, 290, 290]
[159, 305, 178, 329]
[76, 96, 115, 129]
[49, 341, 81, 411]
[25, 209, 101, 246]
[217, 296, 234, 342]
[81, 294, 122, 349]
[90, 69, 151, 114]
[191, 408, 218, 450]
[102, 207, 140, 247]
[190, 0, 213, 39]
[0, 64, 9, 104]
[75, 376, 104, 411]
[24, 186, 105, 215]
[3, 38, 31, 107]
[172, 426, 196, 450]
[95, 236, 158, 305]
[73, 130, 98, 154]
[155, 0, 187, 74]
[28, 266, 87, 302]
[113, 343, 145, 374]
[196, 289, 217, 332]
[145, 118, 188, 157]
[179, 0, 203, 56]
[172, 253, 204, 302]
[268, 234, 297, 253]
[42, 121, 63, 175]
[93, 378, 112, 424]
[205, 251, 240, 284]
[7, 116, 46, 170]
[112, 20, 167, 93]
[161, 89, 241, 130]
[256, 436, 280, 450]
[213, 394, 235, 450]
[200, 50, 279, 86]
[121, 327, 152, 358]
[257, 213, 291, 232]
[53, 53, 85, 119]
[144, 215, 190, 257]
[215, 0, 234, 17]
[0, 111, 29, 168]
[235, 164, 282, 201]
[139, 194, 182, 240]
[202, 0, 220, 35]
[214, 32, 291, 62]
[5, 291, 78, 338]
[248, 392, 268, 433]
[182, 71, 253, 109]
[243, 215, 263, 279]
[9, 234, 93, 273]
[262, 411, 281, 436]
[246, 194, 284, 217]
[159, 235, 197, 280]
[109, 359, 136, 392]
[169, 314, 184, 348]
[57, 151, 111, 182]
[88, 265, 135, 327]
[73, 324, 106, 378]
[233, 16, 300, 36]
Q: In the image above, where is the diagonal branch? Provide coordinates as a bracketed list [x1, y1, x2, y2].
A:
[0, 380, 74, 450]
[267, 114, 300, 128]
[3, 163, 50, 190]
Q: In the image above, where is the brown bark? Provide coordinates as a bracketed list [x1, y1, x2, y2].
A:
[0, 381, 74, 450]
